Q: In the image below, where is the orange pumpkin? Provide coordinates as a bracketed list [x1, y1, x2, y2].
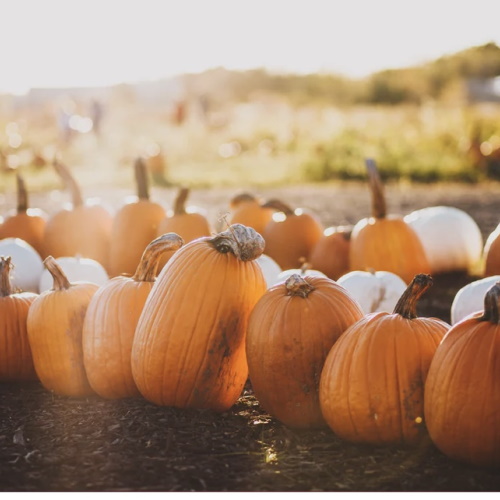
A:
[108, 157, 166, 277]
[0, 256, 38, 381]
[262, 199, 324, 270]
[131, 224, 267, 411]
[82, 233, 183, 399]
[319, 274, 449, 445]
[483, 223, 500, 277]
[349, 159, 430, 283]
[43, 160, 113, 269]
[228, 192, 276, 235]
[27, 256, 99, 396]
[246, 274, 363, 428]
[424, 282, 500, 467]
[0, 174, 47, 258]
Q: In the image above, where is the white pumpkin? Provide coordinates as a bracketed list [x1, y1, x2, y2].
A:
[256, 254, 282, 288]
[337, 270, 407, 314]
[38, 256, 109, 293]
[450, 275, 500, 325]
[404, 206, 483, 275]
[274, 267, 327, 286]
[0, 237, 43, 293]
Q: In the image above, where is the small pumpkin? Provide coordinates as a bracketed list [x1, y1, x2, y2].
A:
[131, 224, 267, 411]
[274, 259, 327, 285]
[255, 254, 282, 288]
[349, 159, 430, 283]
[108, 157, 166, 277]
[228, 192, 276, 235]
[83, 233, 183, 399]
[319, 274, 449, 445]
[27, 256, 99, 396]
[483, 222, 500, 277]
[0, 256, 38, 381]
[424, 282, 500, 467]
[246, 274, 364, 428]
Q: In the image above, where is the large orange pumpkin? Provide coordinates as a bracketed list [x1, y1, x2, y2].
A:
[0, 256, 38, 381]
[27, 256, 99, 396]
[424, 282, 500, 468]
[349, 159, 430, 283]
[319, 274, 449, 445]
[82, 233, 183, 399]
[108, 157, 166, 277]
[131, 224, 267, 411]
[246, 274, 363, 428]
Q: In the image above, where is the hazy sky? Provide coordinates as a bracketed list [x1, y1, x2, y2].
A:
[1, 0, 500, 94]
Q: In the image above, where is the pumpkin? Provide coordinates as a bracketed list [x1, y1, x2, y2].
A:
[155, 186, 211, 270]
[0, 237, 44, 293]
[0, 174, 47, 258]
[131, 224, 267, 411]
[309, 225, 352, 280]
[38, 256, 109, 293]
[228, 192, 276, 235]
[108, 157, 166, 277]
[83, 233, 183, 399]
[27, 256, 99, 396]
[450, 275, 500, 325]
[319, 274, 449, 445]
[274, 259, 327, 285]
[43, 160, 113, 269]
[424, 282, 500, 467]
[0, 256, 38, 381]
[256, 254, 282, 288]
[483, 222, 500, 277]
[349, 159, 430, 283]
[246, 274, 364, 428]
[337, 269, 407, 314]
[404, 206, 483, 275]
[262, 199, 324, 270]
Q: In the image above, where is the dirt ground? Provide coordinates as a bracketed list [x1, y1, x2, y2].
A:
[1, 181, 500, 492]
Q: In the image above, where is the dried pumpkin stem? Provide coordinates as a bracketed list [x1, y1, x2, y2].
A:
[392, 273, 433, 319]
[230, 192, 258, 207]
[365, 158, 387, 219]
[53, 160, 84, 207]
[209, 223, 265, 261]
[133, 233, 184, 282]
[16, 174, 28, 213]
[261, 199, 295, 216]
[43, 256, 71, 291]
[135, 157, 150, 200]
[285, 274, 315, 298]
[480, 282, 500, 324]
[0, 256, 13, 297]
[173, 187, 189, 215]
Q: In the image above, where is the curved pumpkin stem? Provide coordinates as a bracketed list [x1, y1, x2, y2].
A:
[209, 224, 265, 262]
[392, 273, 433, 319]
[480, 282, 500, 324]
[133, 233, 184, 282]
[365, 158, 387, 219]
[261, 199, 295, 216]
[285, 274, 315, 298]
[16, 174, 29, 213]
[44, 256, 71, 291]
[134, 157, 150, 201]
[0, 256, 13, 297]
[53, 159, 84, 208]
[173, 187, 189, 215]
[230, 192, 258, 208]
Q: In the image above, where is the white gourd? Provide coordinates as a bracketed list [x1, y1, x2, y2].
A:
[256, 254, 282, 288]
[274, 267, 327, 286]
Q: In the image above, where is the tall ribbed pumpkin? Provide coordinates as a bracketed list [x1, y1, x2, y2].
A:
[349, 159, 430, 283]
[0, 256, 38, 381]
[246, 274, 364, 428]
[424, 282, 500, 468]
[82, 233, 183, 399]
[319, 274, 449, 445]
[131, 224, 267, 411]
[27, 256, 99, 396]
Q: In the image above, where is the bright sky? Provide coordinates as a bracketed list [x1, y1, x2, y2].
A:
[1, 0, 500, 95]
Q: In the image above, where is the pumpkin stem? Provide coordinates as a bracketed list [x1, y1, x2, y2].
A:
[392, 273, 433, 319]
[53, 159, 84, 207]
[479, 282, 500, 324]
[365, 158, 387, 219]
[230, 192, 258, 208]
[43, 256, 71, 291]
[135, 157, 150, 200]
[173, 187, 189, 215]
[261, 199, 295, 216]
[209, 224, 265, 262]
[16, 174, 29, 213]
[0, 256, 13, 297]
[133, 233, 184, 282]
[285, 274, 315, 298]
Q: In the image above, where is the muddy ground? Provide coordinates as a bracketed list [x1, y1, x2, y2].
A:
[1, 181, 500, 492]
